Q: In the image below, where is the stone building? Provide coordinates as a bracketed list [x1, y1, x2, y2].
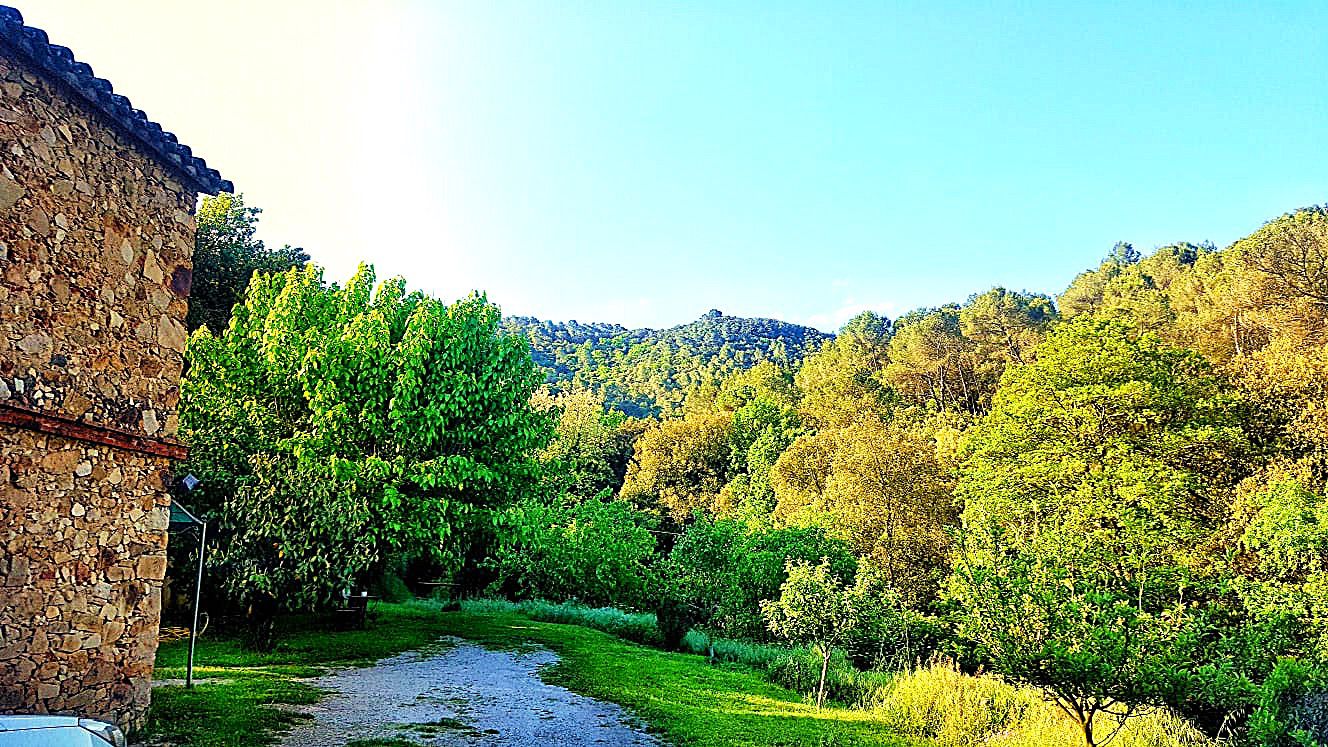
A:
[0, 6, 230, 731]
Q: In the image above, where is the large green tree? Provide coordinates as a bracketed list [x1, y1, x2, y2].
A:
[181, 264, 550, 645]
[947, 318, 1251, 746]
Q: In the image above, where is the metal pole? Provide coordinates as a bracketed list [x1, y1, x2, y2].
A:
[186, 521, 206, 688]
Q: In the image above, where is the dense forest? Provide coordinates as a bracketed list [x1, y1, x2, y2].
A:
[503, 311, 831, 416]
[177, 197, 1328, 746]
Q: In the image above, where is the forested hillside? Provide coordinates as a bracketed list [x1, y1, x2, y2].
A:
[503, 309, 832, 416]
[178, 199, 1328, 747]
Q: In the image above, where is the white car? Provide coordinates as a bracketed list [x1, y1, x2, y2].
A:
[0, 716, 126, 747]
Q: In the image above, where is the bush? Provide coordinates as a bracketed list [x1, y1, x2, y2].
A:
[766, 647, 890, 707]
[487, 497, 659, 609]
[374, 572, 412, 603]
[655, 593, 693, 651]
[519, 600, 661, 647]
[681, 631, 787, 670]
[460, 599, 661, 647]
[1247, 658, 1328, 746]
[665, 517, 854, 639]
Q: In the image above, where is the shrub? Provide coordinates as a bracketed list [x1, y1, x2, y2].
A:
[655, 593, 693, 651]
[518, 600, 660, 647]
[766, 647, 890, 708]
[374, 572, 412, 603]
[681, 631, 787, 670]
[665, 517, 853, 639]
[460, 599, 661, 647]
[487, 497, 659, 609]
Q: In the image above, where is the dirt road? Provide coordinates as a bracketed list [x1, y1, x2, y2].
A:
[276, 637, 661, 746]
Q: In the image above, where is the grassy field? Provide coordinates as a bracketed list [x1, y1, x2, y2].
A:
[143, 600, 919, 747]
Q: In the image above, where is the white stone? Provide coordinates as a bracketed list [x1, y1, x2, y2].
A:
[142, 252, 163, 284]
[74, 461, 92, 477]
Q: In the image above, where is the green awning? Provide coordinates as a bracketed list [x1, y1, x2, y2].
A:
[169, 499, 203, 531]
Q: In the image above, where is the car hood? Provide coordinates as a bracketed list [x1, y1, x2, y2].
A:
[0, 715, 81, 731]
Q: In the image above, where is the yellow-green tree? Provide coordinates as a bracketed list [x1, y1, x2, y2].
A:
[619, 413, 736, 520]
[948, 318, 1250, 746]
[533, 386, 635, 499]
[772, 413, 957, 606]
[884, 307, 980, 412]
[795, 312, 892, 428]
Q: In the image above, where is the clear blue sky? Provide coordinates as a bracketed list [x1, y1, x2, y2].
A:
[20, 1, 1328, 331]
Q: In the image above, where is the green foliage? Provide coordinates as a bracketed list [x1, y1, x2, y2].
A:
[486, 496, 658, 609]
[795, 315, 893, 428]
[762, 559, 863, 707]
[187, 193, 308, 333]
[1244, 659, 1328, 747]
[167, 200, 1328, 743]
[620, 411, 738, 518]
[772, 412, 958, 607]
[664, 516, 854, 640]
[532, 386, 636, 498]
[181, 265, 550, 640]
[763, 559, 858, 649]
[1235, 466, 1328, 677]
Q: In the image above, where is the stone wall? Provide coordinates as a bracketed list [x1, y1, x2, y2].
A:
[0, 47, 198, 731]
[0, 429, 169, 729]
[0, 54, 197, 434]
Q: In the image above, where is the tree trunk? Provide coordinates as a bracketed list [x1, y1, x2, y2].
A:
[817, 647, 830, 710]
[243, 595, 278, 652]
[1079, 714, 1096, 747]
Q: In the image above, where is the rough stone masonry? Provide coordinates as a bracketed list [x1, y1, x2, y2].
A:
[0, 5, 230, 731]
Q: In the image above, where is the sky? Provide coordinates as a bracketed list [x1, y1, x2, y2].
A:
[17, 1, 1328, 332]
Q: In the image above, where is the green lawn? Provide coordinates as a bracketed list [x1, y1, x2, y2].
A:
[144, 601, 457, 747]
[144, 601, 921, 747]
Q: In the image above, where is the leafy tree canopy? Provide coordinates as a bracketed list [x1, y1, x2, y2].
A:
[187, 193, 309, 333]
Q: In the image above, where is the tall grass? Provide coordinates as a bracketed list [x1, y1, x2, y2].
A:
[461, 599, 660, 646]
[867, 659, 1213, 747]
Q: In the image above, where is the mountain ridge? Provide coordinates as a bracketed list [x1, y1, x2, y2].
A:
[503, 309, 833, 416]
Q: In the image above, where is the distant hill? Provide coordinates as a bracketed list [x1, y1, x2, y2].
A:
[503, 310, 832, 417]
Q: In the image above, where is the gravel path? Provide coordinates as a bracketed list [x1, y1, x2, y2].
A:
[276, 636, 662, 747]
